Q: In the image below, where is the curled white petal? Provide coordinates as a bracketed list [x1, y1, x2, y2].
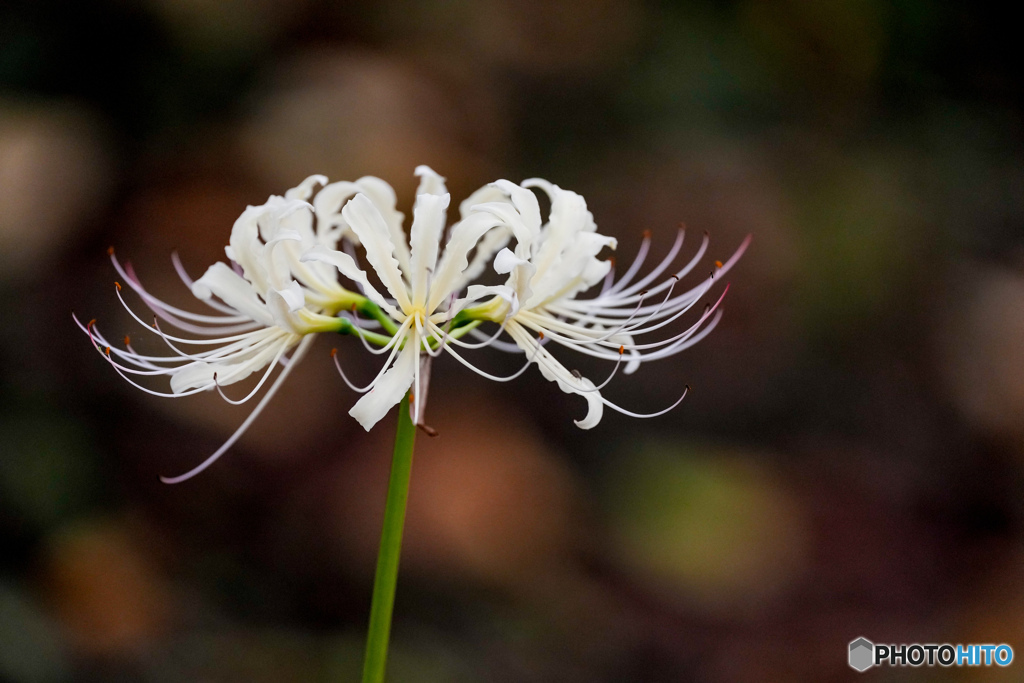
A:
[506, 322, 602, 429]
[342, 193, 413, 311]
[349, 340, 418, 431]
[414, 165, 448, 197]
[192, 262, 274, 326]
[409, 192, 450, 308]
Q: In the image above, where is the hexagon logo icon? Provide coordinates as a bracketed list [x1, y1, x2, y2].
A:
[849, 637, 874, 672]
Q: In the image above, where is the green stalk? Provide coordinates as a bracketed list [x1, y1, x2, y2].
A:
[362, 393, 416, 683]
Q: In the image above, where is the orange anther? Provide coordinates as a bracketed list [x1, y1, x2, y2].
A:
[105, 346, 111, 356]
[642, 229, 652, 239]
[715, 260, 723, 269]
[330, 348, 338, 357]
[619, 345, 625, 354]
[409, 393, 415, 403]
[87, 318, 96, 329]
[107, 246, 115, 256]
[538, 331, 545, 340]
[123, 335, 131, 345]
[114, 281, 121, 291]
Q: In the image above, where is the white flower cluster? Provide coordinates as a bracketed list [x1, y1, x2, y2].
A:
[78, 166, 748, 482]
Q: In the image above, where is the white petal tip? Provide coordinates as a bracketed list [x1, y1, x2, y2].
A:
[493, 247, 526, 275]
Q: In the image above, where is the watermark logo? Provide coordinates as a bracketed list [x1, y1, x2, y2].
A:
[849, 638, 874, 672]
[848, 637, 1014, 672]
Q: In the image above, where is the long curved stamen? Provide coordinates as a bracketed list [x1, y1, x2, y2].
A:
[330, 347, 373, 393]
[120, 340, 165, 371]
[171, 252, 241, 316]
[549, 274, 690, 342]
[159, 336, 315, 483]
[151, 317, 282, 364]
[110, 249, 252, 326]
[420, 291, 459, 359]
[421, 324, 447, 359]
[80, 318, 184, 376]
[212, 343, 290, 405]
[74, 313, 260, 373]
[605, 229, 699, 302]
[348, 307, 402, 355]
[428, 321, 539, 382]
[515, 289, 654, 349]
[87, 313, 293, 394]
[437, 320, 508, 349]
[549, 276, 719, 345]
[93, 344, 216, 398]
[572, 346, 626, 392]
[600, 385, 689, 418]
[74, 314, 162, 366]
[601, 281, 726, 343]
[466, 328, 525, 353]
[604, 228, 658, 296]
[519, 303, 724, 363]
[331, 319, 412, 393]
[602, 231, 747, 311]
[552, 264, 714, 319]
[579, 232, 708, 311]
[115, 284, 262, 345]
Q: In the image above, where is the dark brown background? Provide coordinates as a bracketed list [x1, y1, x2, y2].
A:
[2, 1, 1023, 680]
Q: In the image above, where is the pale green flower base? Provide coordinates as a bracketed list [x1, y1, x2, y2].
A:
[362, 393, 416, 683]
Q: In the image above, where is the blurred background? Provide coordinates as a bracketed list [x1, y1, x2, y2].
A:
[2, 1, 1023, 680]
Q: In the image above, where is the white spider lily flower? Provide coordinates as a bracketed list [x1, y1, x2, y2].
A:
[468, 178, 751, 429]
[76, 174, 400, 482]
[300, 166, 519, 432]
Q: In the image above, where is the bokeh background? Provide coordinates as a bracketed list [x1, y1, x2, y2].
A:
[2, 1, 1023, 681]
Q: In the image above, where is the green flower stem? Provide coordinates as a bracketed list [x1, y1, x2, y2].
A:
[358, 300, 400, 336]
[362, 393, 416, 683]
